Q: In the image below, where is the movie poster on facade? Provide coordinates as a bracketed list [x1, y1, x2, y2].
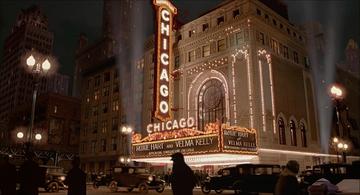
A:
[221, 126, 258, 154]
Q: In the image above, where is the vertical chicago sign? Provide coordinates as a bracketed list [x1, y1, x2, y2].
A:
[153, 0, 177, 121]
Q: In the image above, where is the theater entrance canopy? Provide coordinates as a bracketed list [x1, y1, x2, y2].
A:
[131, 121, 259, 166]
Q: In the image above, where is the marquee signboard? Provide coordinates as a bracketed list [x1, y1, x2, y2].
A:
[153, 0, 177, 121]
[132, 123, 258, 158]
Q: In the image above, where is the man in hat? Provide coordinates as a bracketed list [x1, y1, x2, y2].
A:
[274, 160, 301, 195]
[170, 152, 197, 195]
[64, 156, 86, 195]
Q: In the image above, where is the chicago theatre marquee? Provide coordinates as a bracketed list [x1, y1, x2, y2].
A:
[131, 0, 348, 168]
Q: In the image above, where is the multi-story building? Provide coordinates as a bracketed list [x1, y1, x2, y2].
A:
[0, 5, 53, 122]
[75, 0, 136, 173]
[138, 0, 359, 169]
[8, 92, 80, 168]
[47, 73, 70, 96]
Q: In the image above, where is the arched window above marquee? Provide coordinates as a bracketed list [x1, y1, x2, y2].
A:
[300, 122, 307, 147]
[278, 117, 286, 145]
[290, 120, 297, 146]
[197, 79, 226, 130]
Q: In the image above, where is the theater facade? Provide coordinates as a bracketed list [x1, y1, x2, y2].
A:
[133, 0, 357, 170]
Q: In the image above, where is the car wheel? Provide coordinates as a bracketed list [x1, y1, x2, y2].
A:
[215, 189, 223, 194]
[109, 181, 118, 192]
[48, 182, 59, 192]
[138, 182, 148, 193]
[156, 183, 165, 193]
[201, 185, 211, 194]
[127, 187, 133, 192]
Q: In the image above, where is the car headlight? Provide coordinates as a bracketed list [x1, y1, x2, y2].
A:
[148, 176, 154, 181]
[60, 176, 66, 181]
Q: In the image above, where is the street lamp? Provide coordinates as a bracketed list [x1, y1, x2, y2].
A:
[120, 125, 133, 164]
[24, 52, 52, 145]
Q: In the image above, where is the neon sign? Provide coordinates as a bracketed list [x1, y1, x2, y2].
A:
[153, 0, 177, 121]
[147, 117, 195, 134]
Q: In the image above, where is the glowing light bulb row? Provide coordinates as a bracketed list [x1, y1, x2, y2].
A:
[187, 57, 228, 75]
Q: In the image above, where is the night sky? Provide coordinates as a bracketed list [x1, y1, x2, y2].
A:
[0, 0, 359, 77]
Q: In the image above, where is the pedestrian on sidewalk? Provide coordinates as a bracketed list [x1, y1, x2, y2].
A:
[274, 160, 301, 195]
[64, 156, 86, 195]
[170, 152, 197, 195]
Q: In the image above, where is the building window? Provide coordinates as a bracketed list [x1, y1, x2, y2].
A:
[287, 28, 290, 35]
[94, 76, 100, 87]
[202, 23, 209, 31]
[87, 79, 91, 89]
[114, 70, 118, 79]
[81, 142, 86, 153]
[92, 121, 98, 134]
[202, 45, 210, 57]
[174, 55, 180, 69]
[92, 106, 98, 116]
[102, 102, 108, 113]
[188, 50, 195, 62]
[91, 140, 96, 153]
[283, 45, 289, 59]
[177, 35, 182, 42]
[53, 105, 58, 113]
[189, 30, 195, 37]
[112, 118, 118, 131]
[304, 56, 310, 68]
[101, 120, 107, 133]
[101, 139, 106, 152]
[258, 32, 265, 45]
[233, 9, 240, 18]
[103, 86, 110, 97]
[236, 32, 243, 44]
[111, 137, 117, 151]
[82, 126, 87, 136]
[300, 123, 307, 147]
[197, 79, 226, 130]
[113, 82, 119, 93]
[217, 16, 224, 25]
[94, 90, 100, 100]
[217, 39, 226, 51]
[273, 19, 277, 26]
[278, 118, 286, 145]
[293, 51, 299, 63]
[270, 39, 279, 54]
[112, 99, 119, 111]
[256, 9, 261, 16]
[104, 72, 110, 82]
[290, 120, 297, 146]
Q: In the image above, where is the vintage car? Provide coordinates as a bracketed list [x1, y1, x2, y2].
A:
[300, 163, 360, 188]
[108, 166, 165, 193]
[201, 164, 281, 194]
[93, 173, 113, 189]
[39, 165, 67, 192]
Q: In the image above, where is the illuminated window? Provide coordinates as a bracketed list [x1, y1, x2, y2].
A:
[188, 50, 195, 62]
[53, 105, 58, 113]
[101, 120, 107, 133]
[112, 99, 119, 111]
[218, 39, 226, 51]
[278, 118, 286, 145]
[198, 79, 226, 130]
[94, 90, 100, 100]
[202, 45, 210, 57]
[300, 123, 307, 147]
[290, 120, 297, 146]
[270, 39, 279, 54]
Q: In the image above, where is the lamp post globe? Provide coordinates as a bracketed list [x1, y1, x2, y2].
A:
[35, 133, 42, 141]
[26, 55, 36, 67]
[17, 132, 24, 139]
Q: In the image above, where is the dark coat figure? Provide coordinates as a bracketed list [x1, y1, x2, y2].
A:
[170, 153, 196, 195]
[64, 157, 86, 195]
[0, 155, 17, 195]
[274, 160, 301, 195]
[18, 152, 41, 195]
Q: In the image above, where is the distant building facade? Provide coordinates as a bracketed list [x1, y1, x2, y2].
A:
[8, 92, 80, 167]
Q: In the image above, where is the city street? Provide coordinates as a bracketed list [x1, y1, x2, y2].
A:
[40, 187, 265, 195]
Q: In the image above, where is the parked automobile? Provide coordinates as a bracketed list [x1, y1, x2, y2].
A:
[201, 164, 281, 194]
[39, 165, 67, 192]
[108, 165, 165, 193]
[93, 173, 112, 189]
